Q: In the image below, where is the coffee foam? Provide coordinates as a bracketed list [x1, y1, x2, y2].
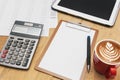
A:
[96, 40, 120, 64]
[99, 42, 120, 62]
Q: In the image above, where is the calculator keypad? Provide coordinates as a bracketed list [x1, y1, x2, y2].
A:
[0, 36, 38, 69]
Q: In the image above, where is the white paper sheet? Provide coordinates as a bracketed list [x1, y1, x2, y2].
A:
[0, 0, 57, 36]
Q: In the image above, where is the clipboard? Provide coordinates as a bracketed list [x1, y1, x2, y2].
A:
[35, 20, 98, 80]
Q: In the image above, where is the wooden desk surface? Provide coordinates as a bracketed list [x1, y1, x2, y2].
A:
[0, 12, 120, 80]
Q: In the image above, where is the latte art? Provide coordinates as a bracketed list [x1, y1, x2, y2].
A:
[99, 42, 120, 62]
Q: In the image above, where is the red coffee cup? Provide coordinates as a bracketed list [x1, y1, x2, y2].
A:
[93, 39, 120, 79]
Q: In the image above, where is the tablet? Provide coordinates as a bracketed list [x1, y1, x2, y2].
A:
[52, 0, 120, 26]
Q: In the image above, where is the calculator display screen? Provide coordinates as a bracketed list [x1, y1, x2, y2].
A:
[12, 24, 42, 36]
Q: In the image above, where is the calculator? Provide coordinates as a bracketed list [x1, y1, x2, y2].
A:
[0, 21, 43, 69]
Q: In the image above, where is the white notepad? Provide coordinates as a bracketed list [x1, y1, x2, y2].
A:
[35, 21, 98, 80]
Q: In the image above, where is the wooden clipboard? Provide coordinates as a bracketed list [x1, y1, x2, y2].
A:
[35, 20, 98, 80]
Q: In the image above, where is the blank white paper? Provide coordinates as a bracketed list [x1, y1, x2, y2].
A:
[0, 0, 57, 36]
[39, 21, 96, 80]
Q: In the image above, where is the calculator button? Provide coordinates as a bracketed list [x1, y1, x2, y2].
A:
[18, 41, 23, 44]
[22, 58, 29, 67]
[14, 52, 19, 56]
[17, 57, 23, 61]
[16, 61, 21, 65]
[14, 40, 18, 43]
[5, 59, 10, 63]
[25, 39, 30, 42]
[12, 43, 17, 47]
[21, 49, 26, 53]
[7, 42, 12, 46]
[5, 46, 10, 50]
[12, 56, 17, 60]
[28, 46, 33, 50]
[17, 38, 23, 40]
[10, 37, 14, 39]
[9, 51, 14, 55]
[3, 50, 8, 54]
[0, 58, 4, 62]
[31, 40, 36, 43]
[25, 54, 30, 58]
[27, 50, 32, 54]
[1, 54, 6, 58]
[7, 55, 12, 59]
[17, 44, 22, 48]
[22, 45, 27, 49]
[8, 39, 13, 42]
[10, 47, 16, 51]
[10, 60, 16, 65]
[16, 48, 20, 52]
[30, 43, 34, 46]
[19, 53, 24, 57]
[24, 42, 29, 45]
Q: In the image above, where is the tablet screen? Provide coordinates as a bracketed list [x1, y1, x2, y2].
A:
[58, 0, 116, 20]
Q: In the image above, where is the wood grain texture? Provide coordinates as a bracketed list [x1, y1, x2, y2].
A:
[0, 12, 120, 80]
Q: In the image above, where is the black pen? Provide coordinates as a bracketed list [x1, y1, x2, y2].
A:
[87, 36, 91, 73]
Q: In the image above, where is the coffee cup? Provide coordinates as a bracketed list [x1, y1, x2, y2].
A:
[93, 39, 120, 79]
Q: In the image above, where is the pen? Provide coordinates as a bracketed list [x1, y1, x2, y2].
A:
[87, 36, 91, 73]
